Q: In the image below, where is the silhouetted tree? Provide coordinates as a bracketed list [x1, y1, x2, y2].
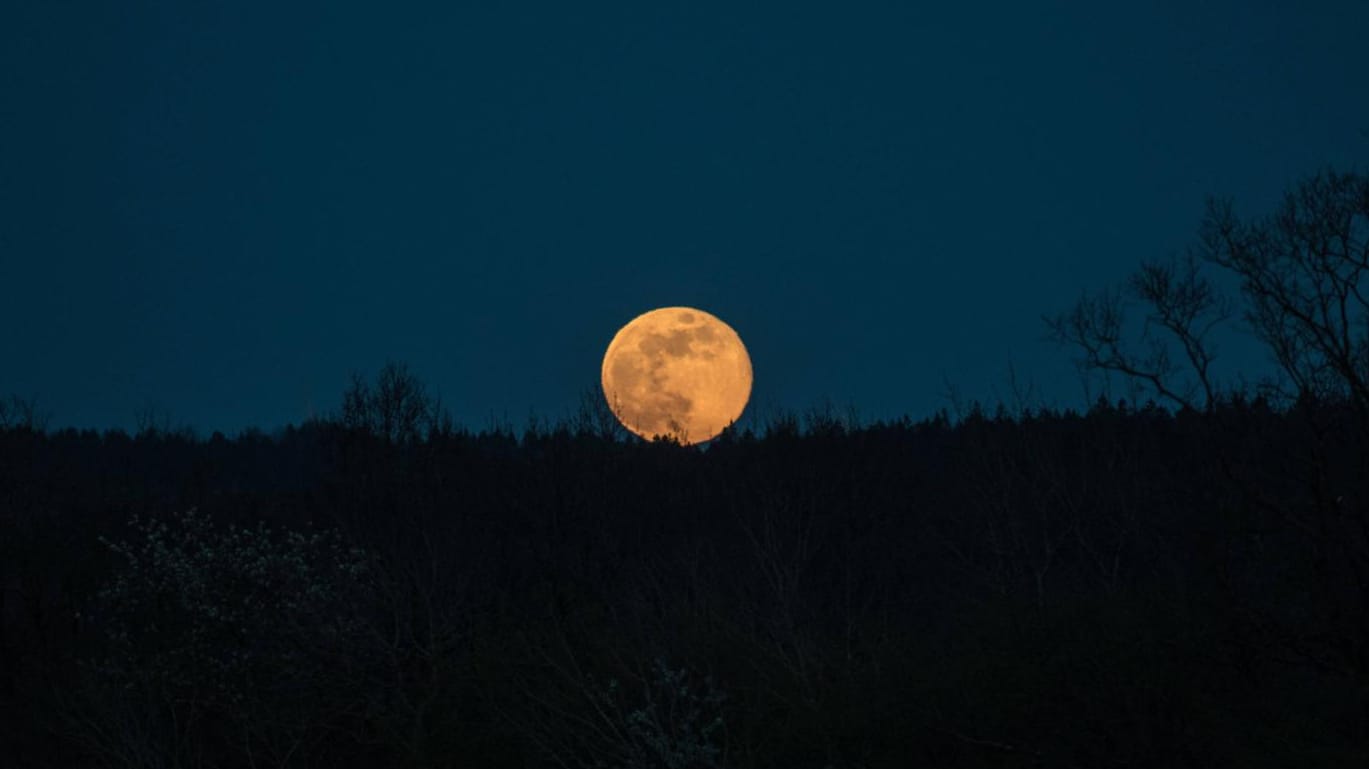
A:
[0, 394, 48, 432]
[341, 362, 447, 445]
[1201, 170, 1369, 428]
[1046, 252, 1229, 413]
[1049, 168, 1368, 423]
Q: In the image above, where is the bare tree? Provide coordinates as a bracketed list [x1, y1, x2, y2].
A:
[342, 362, 446, 444]
[1199, 170, 1369, 425]
[1049, 168, 1369, 423]
[0, 394, 48, 432]
[1046, 252, 1230, 413]
[570, 385, 629, 441]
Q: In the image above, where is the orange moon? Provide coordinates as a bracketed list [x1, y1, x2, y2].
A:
[601, 307, 753, 445]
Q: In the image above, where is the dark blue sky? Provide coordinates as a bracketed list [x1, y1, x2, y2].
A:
[3, 1, 1366, 434]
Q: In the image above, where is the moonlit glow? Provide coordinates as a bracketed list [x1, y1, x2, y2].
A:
[601, 306, 753, 445]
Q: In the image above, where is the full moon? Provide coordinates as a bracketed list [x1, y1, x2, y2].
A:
[601, 307, 753, 445]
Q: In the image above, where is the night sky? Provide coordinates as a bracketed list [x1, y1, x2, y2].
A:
[3, 1, 1366, 435]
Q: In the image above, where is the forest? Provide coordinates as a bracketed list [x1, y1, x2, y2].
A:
[2, 170, 1366, 768]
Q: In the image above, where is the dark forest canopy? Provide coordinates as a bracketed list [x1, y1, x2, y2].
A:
[2, 390, 1367, 768]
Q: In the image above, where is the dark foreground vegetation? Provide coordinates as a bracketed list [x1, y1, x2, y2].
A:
[1, 390, 1367, 769]
[2, 168, 1366, 767]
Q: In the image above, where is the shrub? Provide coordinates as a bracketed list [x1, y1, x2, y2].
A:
[72, 508, 375, 768]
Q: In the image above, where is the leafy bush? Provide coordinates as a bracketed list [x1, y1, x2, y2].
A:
[610, 658, 728, 769]
[72, 508, 376, 767]
[521, 655, 729, 769]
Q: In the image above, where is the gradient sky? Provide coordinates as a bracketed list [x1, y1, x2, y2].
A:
[3, 1, 1367, 434]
